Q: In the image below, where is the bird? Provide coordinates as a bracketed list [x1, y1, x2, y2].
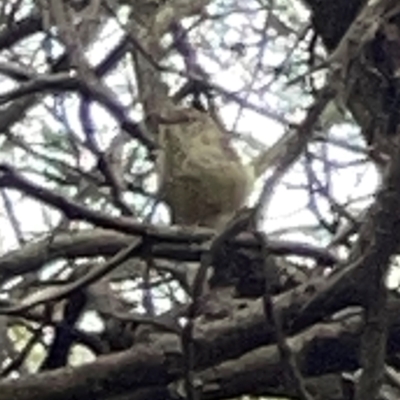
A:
[156, 99, 290, 229]
[157, 105, 254, 229]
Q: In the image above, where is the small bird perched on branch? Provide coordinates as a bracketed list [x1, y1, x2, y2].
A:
[156, 93, 296, 229]
[157, 105, 254, 228]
